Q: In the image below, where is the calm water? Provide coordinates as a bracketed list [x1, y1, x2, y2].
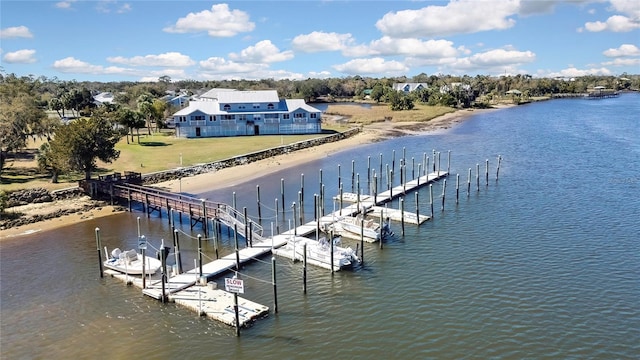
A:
[2, 94, 639, 359]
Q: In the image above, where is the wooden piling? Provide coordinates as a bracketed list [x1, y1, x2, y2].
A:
[198, 234, 203, 277]
[379, 153, 383, 181]
[95, 228, 103, 278]
[300, 173, 305, 219]
[256, 185, 262, 223]
[456, 174, 460, 204]
[360, 218, 365, 264]
[174, 229, 183, 273]
[485, 159, 489, 186]
[448, 150, 451, 174]
[303, 243, 307, 294]
[496, 155, 502, 181]
[415, 192, 419, 223]
[467, 168, 471, 196]
[298, 191, 303, 225]
[275, 198, 279, 234]
[338, 164, 341, 190]
[400, 198, 405, 236]
[201, 199, 208, 238]
[330, 231, 334, 273]
[429, 184, 434, 218]
[234, 292, 240, 336]
[272, 257, 278, 313]
[280, 179, 285, 213]
[441, 179, 447, 211]
[351, 160, 355, 192]
[379, 209, 384, 249]
[476, 163, 480, 192]
[234, 224, 240, 271]
[367, 156, 371, 185]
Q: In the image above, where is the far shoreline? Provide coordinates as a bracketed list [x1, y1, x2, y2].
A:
[0, 104, 513, 241]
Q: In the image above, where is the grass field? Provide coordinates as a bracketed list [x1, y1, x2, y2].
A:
[325, 103, 456, 124]
[1, 129, 347, 192]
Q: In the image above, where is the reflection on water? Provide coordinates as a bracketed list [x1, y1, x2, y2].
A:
[2, 94, 639, 359]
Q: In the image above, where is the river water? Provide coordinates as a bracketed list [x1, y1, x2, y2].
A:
[2, 94, 639, 359]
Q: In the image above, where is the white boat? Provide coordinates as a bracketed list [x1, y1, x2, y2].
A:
[336, 215, 383, 240]
[104, 247, 162, 275]
[276, 236, 359, 270]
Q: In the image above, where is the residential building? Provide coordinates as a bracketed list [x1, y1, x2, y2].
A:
[392, 83, 428, 93]
[172, 89, 322, 138]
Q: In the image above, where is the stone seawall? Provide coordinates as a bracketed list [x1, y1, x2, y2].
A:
[142, 128, 360, 185]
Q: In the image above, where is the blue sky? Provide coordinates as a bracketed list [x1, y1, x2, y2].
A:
[1, 0, 639, 82]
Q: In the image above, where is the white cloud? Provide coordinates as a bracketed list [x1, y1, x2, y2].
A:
[609, 0, 640, 19]
[291, 31, 354, 52]
[0, 26, 33, 39]
[96, 1, 132, 14]
[52, 56, 133, 75]
[440, 48, 536, 74]
[343, 37, 460, 58]
[584, 14, 640, 32]
[308, 70, 332, 78]
[107, 52, 195, 67]
[545, 66, 613, 78]
[55, 1, 76, 9]
[376, 0, 519, 38]
[333, 57, 408, 76]
[3, 49, 36, 63]
[228, 40, 294, 63]
[199, 57, 267, 74]
[163, 4, 255, 37]
[603, 43, 640, 57]
[602, 58, 640, 66]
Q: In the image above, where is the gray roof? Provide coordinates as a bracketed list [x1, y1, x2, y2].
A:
[217, 90, 279, 104]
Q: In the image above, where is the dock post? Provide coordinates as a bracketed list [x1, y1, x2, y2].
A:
[448, 150, 451, 174]
[467, 168, 471, 196]
[319, 169, 323, 195]
[198, 234, 203, 277]
[314, 194, 318, 225]
[412, 157, 415, 180]
[338, 164, 341, 190]
[415, 192, 420, 224]
[360, 217, 365, 264]
[127, 188, 132, 212]
[257, 185, 262, 223]
[367, 156, 371, 186]
[292, 202, 297, 237]
[400, 198, 405, 236]
[141, 244, 146, 289]
[429, 184, 434, 218]
[389, 170, 394, 199]
[379, 210, 384, 249]
[330, 231, 334, 273]
[174, 229, 183, 273]
[95, 228, 103, 278]
[392, 150, 396, 174]
[212, 221, 219, 259]
[476, 163, 480, 192]
[417, 164, 421, 186]
[145, 194, 150, 218]
[379, 153, 383, 181]
[441, 179, 447, 211]
[426, 157, 430, 179]
[356, 174, 361, 211]
[496, 155, 502, 181]
[351, 160, 355, 192]
[373, 175, 378, 205]
[179, 210, 182, 224]
[298, 191, 304, 225]
[437, 152, 441, 175]
[161, 242, 168, 303]
[402, 147, 406, 165]
[234, 292, 240, 337]
[432, 149, 436, 172]
[243, 207, 249, 247]
[339, 184, 343, 216]
[249, 221, 253, 248]
[300, 174, 305, 222]
[202, 199, 208, 238]
[137, 216, 141, 238]
[423, 153, 427, 176]
[280, 179, 285, 214]
[485, 159, 489, 186]
[456, 174, 460, 204]
[303, 243, 307, 294]
[272, 257, 278, 313]
[275, 198, 280, 234]
[234, 224, 240, 271]
[321, 184, 326, 216]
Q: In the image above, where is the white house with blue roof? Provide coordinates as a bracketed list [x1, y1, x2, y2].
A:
[172, 89, 322, 138]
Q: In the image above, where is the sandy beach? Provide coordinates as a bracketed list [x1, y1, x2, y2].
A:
[0, 106, 505, 240]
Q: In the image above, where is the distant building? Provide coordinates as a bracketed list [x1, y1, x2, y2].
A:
[172, 89, 322, 138]
[93, 92, 115, 105]
[392, 83, 428, 93]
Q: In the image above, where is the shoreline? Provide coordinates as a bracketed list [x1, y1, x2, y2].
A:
[0, 105, 509, 240]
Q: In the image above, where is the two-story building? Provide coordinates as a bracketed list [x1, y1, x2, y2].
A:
[172, 90, 322, 138]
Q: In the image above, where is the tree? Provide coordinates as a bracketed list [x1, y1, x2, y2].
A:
[37, 142, 65, 183]
[370, 84, 385, 103]
[48, 114, 122, 180]
[0, 74, 48, 173]
[137, 93, 154, 134]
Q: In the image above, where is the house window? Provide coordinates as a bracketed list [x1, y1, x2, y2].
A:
[294, 113, 305, 118]
[239, 105, 245, 109]
[238, 114, 247, 121]
[267, 103, 274, 110]
[310, 113, 317, 119]
[282, 114, 290, 119]
[223, 104, 231, 111]
[209, 116, 215, 121]
[253, 103, 260, 109]
[222, 114, 235, 120]
[192, 115, 205, 121]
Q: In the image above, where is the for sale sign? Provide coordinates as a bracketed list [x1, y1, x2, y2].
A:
[225, 278, 244, 294]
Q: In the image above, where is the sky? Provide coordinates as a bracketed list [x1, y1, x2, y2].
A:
[1, 0, 639, 82]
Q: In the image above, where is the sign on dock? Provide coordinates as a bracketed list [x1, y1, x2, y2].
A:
[138, 235, 147, 250]
[225, 278, 244, 294]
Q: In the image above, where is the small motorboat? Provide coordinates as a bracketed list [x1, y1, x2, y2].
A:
[336, 214, 382, 240]
[277, 236, 360, 270]
[104, 247, 162, 275]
